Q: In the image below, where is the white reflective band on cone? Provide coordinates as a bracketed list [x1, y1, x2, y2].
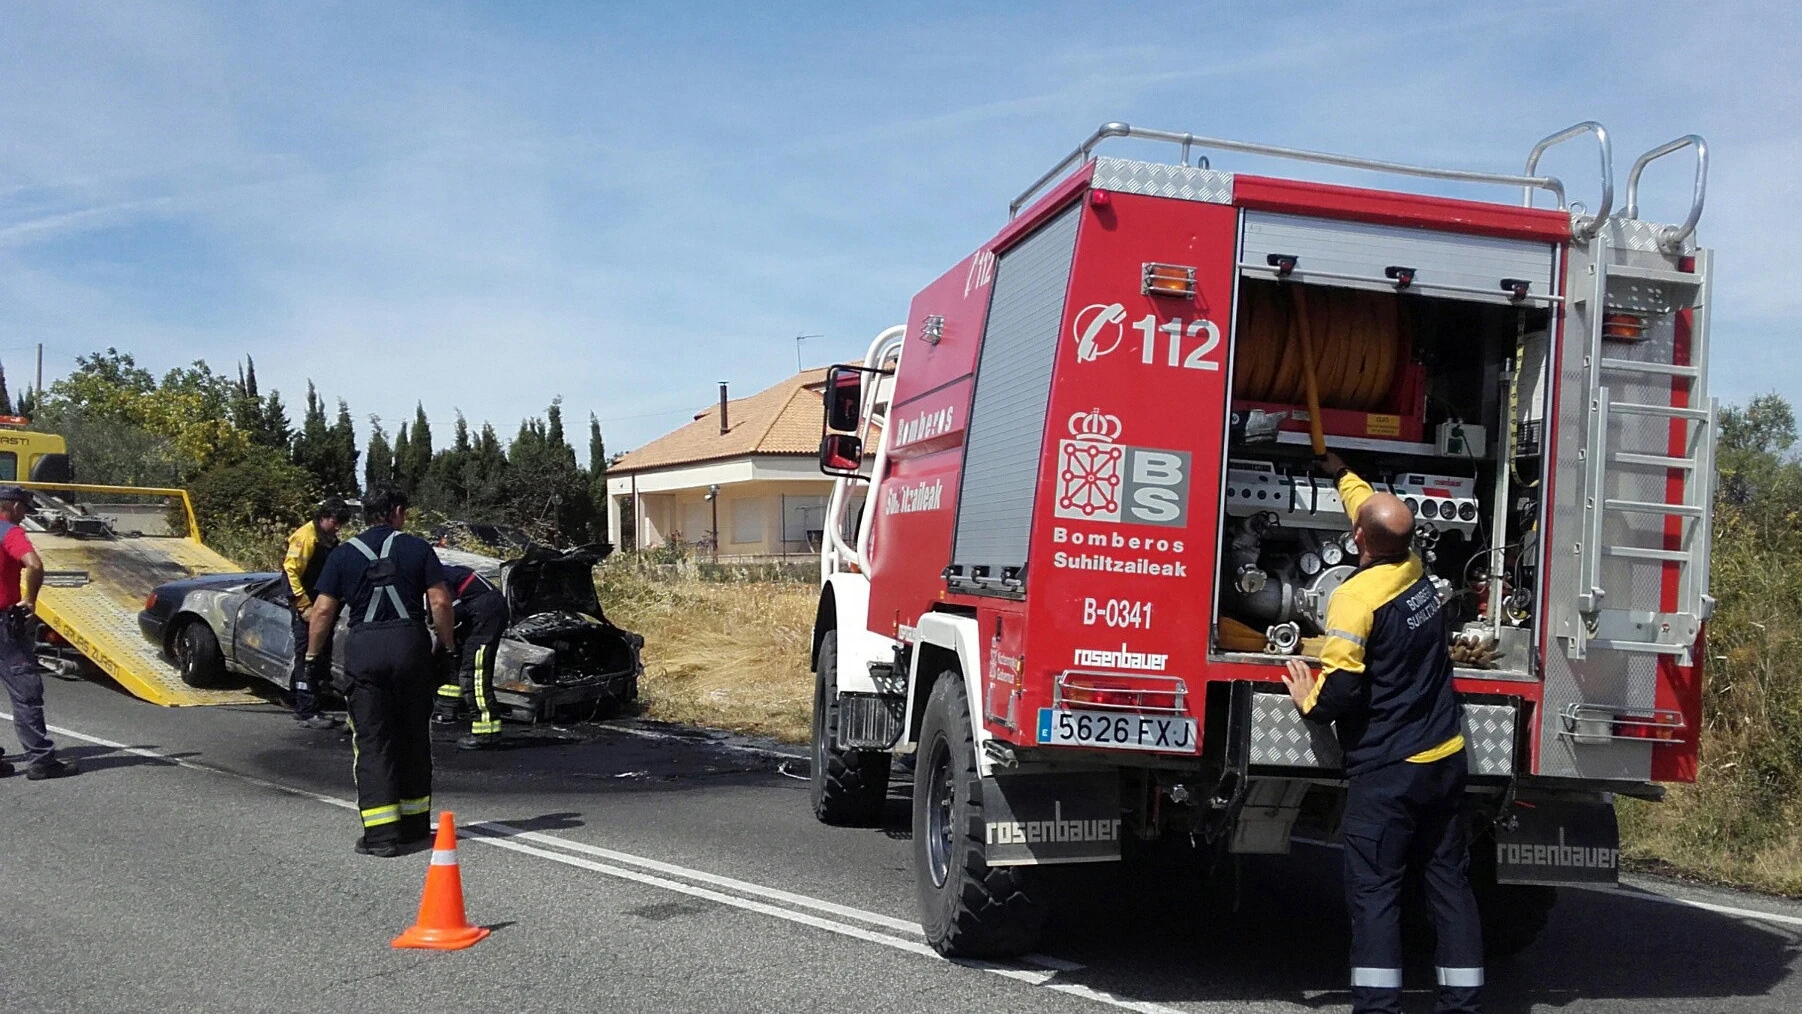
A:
[1437, 967, 1485, 988]
[431, 849, 458, 866]
[1351, 967, 1403, 988]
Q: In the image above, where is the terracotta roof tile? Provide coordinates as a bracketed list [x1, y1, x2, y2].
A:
[613, 368, 832, 474]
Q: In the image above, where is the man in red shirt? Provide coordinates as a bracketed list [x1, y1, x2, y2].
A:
[0, 486, 77, 779]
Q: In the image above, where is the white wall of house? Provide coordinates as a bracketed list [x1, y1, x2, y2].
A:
[606, 455, 832, 558]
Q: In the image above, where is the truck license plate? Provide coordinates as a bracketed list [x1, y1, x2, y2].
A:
[1036, 708, 1198, 753]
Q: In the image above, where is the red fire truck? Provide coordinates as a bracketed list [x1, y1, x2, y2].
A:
[809, 122, 1714, 959]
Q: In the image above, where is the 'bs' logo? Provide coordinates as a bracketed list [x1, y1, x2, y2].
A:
[1054, 408, 1190, 528]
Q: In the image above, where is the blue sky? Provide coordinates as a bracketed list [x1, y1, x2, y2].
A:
[0, 1, 1794, 455]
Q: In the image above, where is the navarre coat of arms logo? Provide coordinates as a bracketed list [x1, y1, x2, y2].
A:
[1055, 408, 1125, 521]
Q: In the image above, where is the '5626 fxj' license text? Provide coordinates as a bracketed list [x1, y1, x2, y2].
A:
[1036, 708, 1198, 753]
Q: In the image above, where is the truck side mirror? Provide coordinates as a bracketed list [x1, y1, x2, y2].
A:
[820, 433, 863, 476]
[825, 366, 863, 432]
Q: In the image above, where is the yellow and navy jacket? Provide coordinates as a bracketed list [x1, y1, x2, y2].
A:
[1300, 470, 1463, 775]
[283, 521, 336, 612]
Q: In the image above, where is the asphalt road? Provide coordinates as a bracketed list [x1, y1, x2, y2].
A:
[2, 672, 1799, 1013]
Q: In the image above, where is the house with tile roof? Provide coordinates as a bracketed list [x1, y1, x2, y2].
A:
[605, 368, 857, 560]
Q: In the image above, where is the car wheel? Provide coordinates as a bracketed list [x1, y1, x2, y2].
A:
[173, 620, 227, 688]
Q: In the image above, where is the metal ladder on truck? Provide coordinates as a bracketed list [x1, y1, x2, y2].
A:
[1562, 136, 1717, 665]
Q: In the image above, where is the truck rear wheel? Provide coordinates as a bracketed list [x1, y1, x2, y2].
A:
[915, 673, 1047, 958]
[809, 631, 891, 826]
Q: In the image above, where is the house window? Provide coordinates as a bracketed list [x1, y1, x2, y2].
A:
[731, 498, 765, 545]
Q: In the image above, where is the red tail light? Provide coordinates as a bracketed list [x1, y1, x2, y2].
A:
[1056, 672, 1187, 713]
[1612, 711, 1685, 741]
[145, 593, 157, 610]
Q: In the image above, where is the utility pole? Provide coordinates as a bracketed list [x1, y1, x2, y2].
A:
[794, 333, 824, 373]
[35, 343, 43, 397]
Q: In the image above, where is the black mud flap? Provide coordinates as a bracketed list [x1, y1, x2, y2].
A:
[1493, 796, 1620, 886]
[980, 770, 1121, 867]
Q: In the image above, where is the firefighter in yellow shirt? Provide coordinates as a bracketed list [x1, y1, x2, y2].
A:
[285, 498, 351, 729]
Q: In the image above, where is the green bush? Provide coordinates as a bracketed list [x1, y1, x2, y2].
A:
[188, 444, 316, 534]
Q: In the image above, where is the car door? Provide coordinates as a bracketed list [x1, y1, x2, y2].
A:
[234, 579, 297, 687]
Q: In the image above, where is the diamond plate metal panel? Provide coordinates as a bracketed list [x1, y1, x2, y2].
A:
[1248, 694, 1516, 777]
[1090, 157, 1234, 205]
[1603, 216, 1697, 255]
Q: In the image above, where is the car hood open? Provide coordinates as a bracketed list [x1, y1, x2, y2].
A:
[500, 542, 616, 621]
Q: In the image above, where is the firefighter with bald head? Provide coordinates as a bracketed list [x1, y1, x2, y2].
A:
[1281, 451, 1483, 1014]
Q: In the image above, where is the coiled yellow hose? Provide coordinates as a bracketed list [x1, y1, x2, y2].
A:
[1233, 281, 1402, 412]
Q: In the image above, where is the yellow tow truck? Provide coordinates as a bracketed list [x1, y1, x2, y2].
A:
[0, 418, 260, 706]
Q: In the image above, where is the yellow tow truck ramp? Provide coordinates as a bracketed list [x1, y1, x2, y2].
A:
[23, 481, 265, 707]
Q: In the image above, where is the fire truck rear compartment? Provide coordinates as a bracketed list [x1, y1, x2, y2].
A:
[1214, 276, 1552, 678]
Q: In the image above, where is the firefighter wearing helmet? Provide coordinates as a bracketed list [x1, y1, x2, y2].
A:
[1281, 451, 1484, 1014]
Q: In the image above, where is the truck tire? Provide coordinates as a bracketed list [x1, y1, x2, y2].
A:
[173, 620, 226, 688]
[809, 631, 891, 826]
[1470, 830, 1557, 957]
[914, 673, 1048, 958]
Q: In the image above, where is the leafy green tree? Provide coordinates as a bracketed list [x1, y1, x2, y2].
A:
[466, 422, 508, 519]
[396, 402, 433, 493]
[329, 399, 359, 496]
[255, 388, 292, 449]
[365, 419, 393, 491]
[418, 413, 474, 513]
[502, 399, 596, 543]
[292, 382, 330, 484]
[188, 443, 317, 532]
[44, 349, 244, 472]
[30, 402, 191, 486]
[392, 422, 411, 492]
[588, 413, 609, 538]
[0, 363, 13, 416]
[15, 386, 37, 418]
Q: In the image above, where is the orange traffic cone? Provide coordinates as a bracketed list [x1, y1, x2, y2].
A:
[392, 812, 491, 950]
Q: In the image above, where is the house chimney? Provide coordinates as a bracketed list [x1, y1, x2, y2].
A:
[718, 381, 729, 435]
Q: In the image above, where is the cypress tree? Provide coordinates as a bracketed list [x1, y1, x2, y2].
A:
[365, 419, 393, 492]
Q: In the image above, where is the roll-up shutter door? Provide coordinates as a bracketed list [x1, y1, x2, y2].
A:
[1242, 211, 1555, 306]
[950, 202, 1082, 593]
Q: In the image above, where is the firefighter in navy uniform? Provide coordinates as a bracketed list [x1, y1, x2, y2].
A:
[1281, 452, 1484, 1014]
[306, 486, 456, 857]
[432, 562, 509, 750]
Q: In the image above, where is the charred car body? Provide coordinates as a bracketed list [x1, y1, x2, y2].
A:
[138, 543, 642, 720]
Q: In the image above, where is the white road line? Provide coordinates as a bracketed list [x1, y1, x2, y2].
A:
[603, 722, 807, 761]
[1577, 884, 1802, 929]
[469, 819, 924, 935]
[17, 714, 1169, 1013]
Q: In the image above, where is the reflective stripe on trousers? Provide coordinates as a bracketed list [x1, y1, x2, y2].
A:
[470, 645, 500, 735]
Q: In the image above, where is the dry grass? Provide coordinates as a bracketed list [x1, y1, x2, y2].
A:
[598, 561, 817, 743]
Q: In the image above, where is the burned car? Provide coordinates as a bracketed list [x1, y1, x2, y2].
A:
[137, 542, 642, 721]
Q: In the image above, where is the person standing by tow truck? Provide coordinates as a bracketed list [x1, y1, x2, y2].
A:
[306, 486, 455, 857]
[432, 562, 509, 751]
[0, 486, 77, 780]
[1280, 452, 1483, 1014]
[284, 498, 351, 730]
